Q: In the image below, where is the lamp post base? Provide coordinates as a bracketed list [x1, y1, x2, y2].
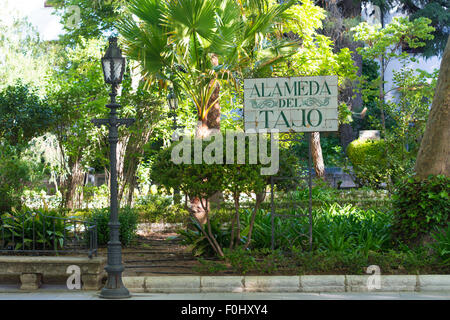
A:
[99, 285, 131, 299]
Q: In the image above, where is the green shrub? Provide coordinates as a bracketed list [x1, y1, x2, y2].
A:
[429, 224, 450, 263]
[392, 175, 450, 245]
[346, 138, 387, 188]
[239, 203, 393, 254]
[0, 208, 65, 250]
[224, 247, 257, 274]
[179, 203, 393, 256]
[88, 207, 139, 246]
[136, 194, 189, 223]
[177, 217, 233, 256]
[0, 153, 31, 212]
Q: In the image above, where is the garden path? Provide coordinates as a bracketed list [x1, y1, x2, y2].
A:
[97, 231, 205, 276]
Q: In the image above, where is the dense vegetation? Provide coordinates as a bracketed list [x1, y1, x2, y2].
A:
[0, 0, 449, 274]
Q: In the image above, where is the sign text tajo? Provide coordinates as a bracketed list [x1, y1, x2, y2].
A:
[244, 76, 338, 132]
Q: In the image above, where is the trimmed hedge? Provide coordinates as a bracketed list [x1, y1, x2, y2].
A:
[346, 138, 387, 187]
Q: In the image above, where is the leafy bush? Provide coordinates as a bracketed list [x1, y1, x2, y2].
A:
[346, 138, 388, 188]
[88, 207, 139, 246]
[0, 208, 65, 250]
[0, 82, 54, 148]
[177, 217, 233, 257]
[429, 224, 450, 263]
[392, 175, 450, 245]
[292, 135, 346, 167]
[179, 202, 393, 256]
[196, 246, 448, 275]
[0, 153, 31, 212]
[151, 134, 296, 256]
[136, 194, 189, 223]
[290, 183, 391, 209]
[312, 204, 392, 256]
[241, 203, 393, 254]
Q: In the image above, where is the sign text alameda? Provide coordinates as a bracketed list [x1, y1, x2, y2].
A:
[244, 76, 338, 132]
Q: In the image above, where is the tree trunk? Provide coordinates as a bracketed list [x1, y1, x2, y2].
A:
[243, 191, 266, 250]
[415, 36, 450, 178]
[323, 0, 362, 150]
[310, 132, 325, 179]
[63, 157, 84, 210]
[116, 98, 162, 206]
[190, 56, 221, 225]
[339, 39, 363, 150]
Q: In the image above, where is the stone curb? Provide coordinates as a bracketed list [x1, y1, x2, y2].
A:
[301, 275, 346, 292]
[122, 275, 450, 293]
[346, 275, 417, 292]
[418, 275, 450, 292]
[245, 276, 299, 293]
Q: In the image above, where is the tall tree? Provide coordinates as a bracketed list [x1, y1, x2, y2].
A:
[119, 0, 298, 222]
[0, 2, 56, 93]
[274, 0, 358, 178]
[46, 39, 109, 209]
[320, 0, 364, 151]
[48, 0, 124, 46]
[391, 0, 449, 57]
[352, 16, 435, 135]
[119, 0, 298, 137]
[415, 35, 450, 178]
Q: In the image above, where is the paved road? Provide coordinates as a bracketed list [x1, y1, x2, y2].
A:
[1, 290, 449, 300]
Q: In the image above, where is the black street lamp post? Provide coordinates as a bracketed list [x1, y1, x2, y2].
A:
[167, 86, 178, 133]
[167, 87, 181, 203]
[92, 37, 134, 299]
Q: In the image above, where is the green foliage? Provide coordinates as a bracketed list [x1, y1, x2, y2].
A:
[165, 140, 225, 201]
[353, 61, 438, 189]
[429, 224, 450, 263]
[383, 67, 437, 175]
[0, 146, 32, 212]
[223, 247, 257, 274]
[0, 4, 56, 93]
[87, 207, 139, 246]
[0, 82, 54, 149]
[180, 201, 393, 256]
[194, 258, 228, 273]
[395, 0, 450, 57]
[119, 0, 299, 121]
[346, 138, 388, 188]
[136, 194, 189, 223]
[240, 203, 392, 254]
[178, 217, 232, 257]
[352, 16, 435, 138]
[279, 0, 357, 82]
[0, 208, 66, 251]
[49, 0, 124, 46]
[197, 245, 448, 275]
[151, 134, 271, 203]
[392, 175, 450, 244]
[312, 204, 392, 256]
[274, 0, 357, 126]
[352, 17, 435, 63]
[292, 135, 346, 168]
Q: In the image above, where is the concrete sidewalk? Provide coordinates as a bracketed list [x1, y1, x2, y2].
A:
[1, 290, 449, 300]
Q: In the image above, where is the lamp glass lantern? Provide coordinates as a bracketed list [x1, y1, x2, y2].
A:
[101, 37, 126, 85]
[167, 87, 178, 111]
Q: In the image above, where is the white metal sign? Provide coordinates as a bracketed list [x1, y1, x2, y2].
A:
[244, 75, 338, 132]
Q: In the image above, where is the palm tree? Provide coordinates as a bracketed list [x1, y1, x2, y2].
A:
[118, 0, 298, 137]
[119, 0, 298, 255]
